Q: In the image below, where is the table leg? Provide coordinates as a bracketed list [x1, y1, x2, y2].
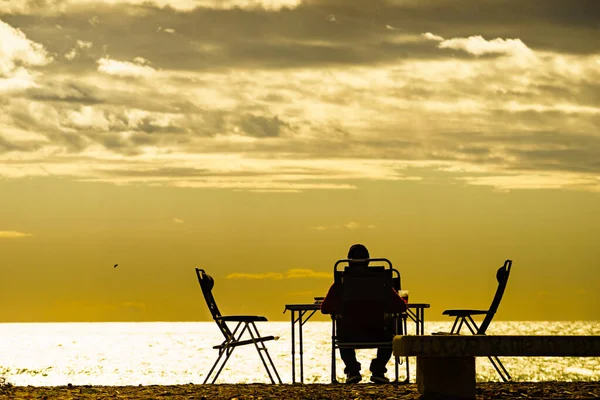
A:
[299, 310, 304, 383]
[291, 310, 296, 383]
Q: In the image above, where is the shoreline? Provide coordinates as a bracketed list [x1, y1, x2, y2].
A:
[2, 382, 600, 399]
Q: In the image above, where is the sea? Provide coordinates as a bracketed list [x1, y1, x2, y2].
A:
[0, 321, 598, 386]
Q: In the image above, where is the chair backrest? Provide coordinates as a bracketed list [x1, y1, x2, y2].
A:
[333, 258, 393, 285]
[392, 268, 401, 291]
[336, 266, 393, 342]
[478, 259, 513, 334]
[195, 268, 234, 341]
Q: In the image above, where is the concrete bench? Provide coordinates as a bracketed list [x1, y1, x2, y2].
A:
[393, 335, 600, 399]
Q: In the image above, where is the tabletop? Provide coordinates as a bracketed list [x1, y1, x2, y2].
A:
[284, 302, 430, 311]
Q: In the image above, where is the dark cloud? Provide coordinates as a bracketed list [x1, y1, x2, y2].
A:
[0, 136, 41, 153]
[103, 167, 274, 178]
[509, 147, 600, 174]
[50, 132, 91, 152]
[3, 0, 597, 75]
[99, 165, 346, 179]
[135, 117, 186, 134]
[25, 81, 103, 104]
[98, 133, 131, 151]
[432, 130, 600, 174]
[239, 114, 287, 137]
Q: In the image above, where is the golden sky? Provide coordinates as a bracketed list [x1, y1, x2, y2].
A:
[1, 0, 599, 322]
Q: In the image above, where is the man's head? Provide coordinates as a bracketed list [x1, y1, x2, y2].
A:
[347, 243, 370, 268]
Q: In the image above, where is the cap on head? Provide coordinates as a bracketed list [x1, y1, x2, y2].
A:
[348, 244, 370, 260]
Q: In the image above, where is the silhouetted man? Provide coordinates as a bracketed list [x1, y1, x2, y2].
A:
[321, 244, 407, 384]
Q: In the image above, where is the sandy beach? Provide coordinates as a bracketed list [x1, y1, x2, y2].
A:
[1, 382, 599, 399]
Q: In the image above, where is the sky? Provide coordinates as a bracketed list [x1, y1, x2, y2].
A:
[0, 0, 599, 323]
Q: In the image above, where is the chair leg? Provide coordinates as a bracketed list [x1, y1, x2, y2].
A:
[206, 322, 249, 384]
[204, 322, 246, 383]
[450, 316, 461, 333]
[203, 345, 228, 384]
[403, 316, 409, 383]
[488, 355, 511, 382]
[248, 322, 282, 384]
[468, 319, 511, 382]
[260, 343, 282, 384]
[466, 316, 480, 334]
[208, 345, 236, 384]
[331, 317, 337, 383]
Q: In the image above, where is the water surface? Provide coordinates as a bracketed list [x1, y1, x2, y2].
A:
[1, 321, 598, 386]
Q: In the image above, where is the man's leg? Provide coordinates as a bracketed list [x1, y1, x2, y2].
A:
[369, 347, 392, 383]
[340, 348, 361, 383]
[370, 320, 396, 382]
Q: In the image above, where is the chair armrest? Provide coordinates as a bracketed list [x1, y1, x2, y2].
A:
[442, 309, 488, 317]
[217, 315, 268, 322]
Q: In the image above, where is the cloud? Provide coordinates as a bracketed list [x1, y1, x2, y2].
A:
[0, 0, 301, 14]
[238, 114, 288, 138]
[437, 35, 534, 58]
[226, 268, 330, 280]
[0, 19, 52, 92]
[226, 272, 284, 280]
[0, 3, 599, 193]
[65, 40, 93, 60]
[422, 32, 443, 42]
[460, 173, 600, 192]
[173, 217, 184, 223]
[285, 269, 331, 279]
[344, 221, 359, 230]
[97, 57, 156, 77]
[26, 80, 103, 104]
[313, 221, 363, 230]
[0, 230, 33, 238]
[0, 20, 52, 74]
[157, 26, 176, 34]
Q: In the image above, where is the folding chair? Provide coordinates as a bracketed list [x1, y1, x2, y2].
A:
[439, 259, 513, 382]
[195, 268, 282, 384]
[330, 258, 402, 383]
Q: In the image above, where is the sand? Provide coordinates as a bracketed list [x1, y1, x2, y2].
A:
[1, 382, 600, 399]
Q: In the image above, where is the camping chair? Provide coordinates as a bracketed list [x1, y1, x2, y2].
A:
[330, 258, 402, 383]
[195, 268, 282, 384]
[439, 259, 513, 382]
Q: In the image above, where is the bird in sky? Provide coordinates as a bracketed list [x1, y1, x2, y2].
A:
[114, 264, 118, 268]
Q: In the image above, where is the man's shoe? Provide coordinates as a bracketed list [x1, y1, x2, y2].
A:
[345, 373, 362, 384]
[370, 374, 390, 384]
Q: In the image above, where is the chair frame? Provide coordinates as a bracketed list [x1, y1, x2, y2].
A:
[195, 268, 282, 384]
[392, 267, 410, 383]
[441, 259, 513, 382]
[330, 258, 405, 383]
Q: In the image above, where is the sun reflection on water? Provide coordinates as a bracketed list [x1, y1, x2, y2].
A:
[0, 321, 598, 386]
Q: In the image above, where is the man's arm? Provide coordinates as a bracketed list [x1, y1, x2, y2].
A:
[390, 288, 407, 313]
[320, 283, 338, 314]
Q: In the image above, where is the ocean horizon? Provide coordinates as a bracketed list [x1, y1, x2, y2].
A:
[1, 321, 598, 386]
